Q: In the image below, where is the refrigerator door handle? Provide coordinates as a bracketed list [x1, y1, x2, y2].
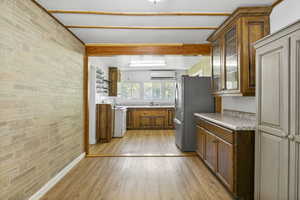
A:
[175, 83, 178, 111]
[174, 118, 183, 125]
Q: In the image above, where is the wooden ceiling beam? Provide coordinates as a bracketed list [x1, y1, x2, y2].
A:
[86, 44, 211, 56]
[49, 10, 231, 16]
[67, 25, 218, 30]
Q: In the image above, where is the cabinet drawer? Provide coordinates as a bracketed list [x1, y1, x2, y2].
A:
[197, 119, 234, 144]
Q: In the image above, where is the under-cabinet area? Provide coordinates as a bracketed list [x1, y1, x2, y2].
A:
[194, 112, 256, 200]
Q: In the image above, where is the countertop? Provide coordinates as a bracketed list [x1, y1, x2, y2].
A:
[194, 112, 256, 131]
[118, 105, 175, 109]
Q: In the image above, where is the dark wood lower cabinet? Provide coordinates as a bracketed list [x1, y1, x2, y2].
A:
[217, 140, 234, 191]
[205, 132, 218, 172]
[127, 108, 175, 130]
[150, 116, 165, 129]
[96, 104, 113, 143]
[139, 116, 153, 129]
[196, 126, 206, 158]
[126, 109, 134, 129]
[167, 109, 175, 129]
[195, 118, 254, 200]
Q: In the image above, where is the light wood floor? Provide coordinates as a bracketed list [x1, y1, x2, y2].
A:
[41, 157, 233, 200]
[89, 130, 194, 156]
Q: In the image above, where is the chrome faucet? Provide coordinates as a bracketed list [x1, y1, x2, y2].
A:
[150, 101, 154, 106]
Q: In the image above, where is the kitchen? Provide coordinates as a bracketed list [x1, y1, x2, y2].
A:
[2, 0, 300, 200]
[87, 55, 210, 155]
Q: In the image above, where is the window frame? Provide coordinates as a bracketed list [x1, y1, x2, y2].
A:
[118, 81, 142, 100]
[118, 80, 175, 102]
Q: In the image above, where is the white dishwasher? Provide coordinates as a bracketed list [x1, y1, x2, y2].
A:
[113, 106, 127, 137]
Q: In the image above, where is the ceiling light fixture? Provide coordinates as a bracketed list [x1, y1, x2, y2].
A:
[129, 60, 166, 67]
[148, 0, 162, 4]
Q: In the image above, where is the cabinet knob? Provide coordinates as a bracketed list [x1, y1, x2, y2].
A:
[288, 135, 295, 141]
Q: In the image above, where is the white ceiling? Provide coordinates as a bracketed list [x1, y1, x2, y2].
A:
[36, 0, 276, 44]
[72, 29, 214, 44]
[89, 55, 203, 70]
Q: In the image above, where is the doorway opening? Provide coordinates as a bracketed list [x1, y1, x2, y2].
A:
[83, 44, 212, 157]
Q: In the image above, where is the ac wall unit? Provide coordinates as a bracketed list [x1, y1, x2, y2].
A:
[150, 71, 176, 80]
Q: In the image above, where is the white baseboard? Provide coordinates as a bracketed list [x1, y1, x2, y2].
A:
[29, 153, 86, 200]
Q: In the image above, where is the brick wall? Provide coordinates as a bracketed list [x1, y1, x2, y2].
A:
[0, 0, 85, 199]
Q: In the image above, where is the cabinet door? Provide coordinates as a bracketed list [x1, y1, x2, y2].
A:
[225, 26, 239, 90]
[242, 17, 269, 95]
[205, 132, 218, 172]
[108, 67, 118, 96]
[126, 109, 134, 129]
[139, 116, 152, 129]
[167, 109, 175, 129]
[96, 104, 112, 143]
[152, 116, 165, 129]
[107, 105, 113, 142]
[257, 132, 289, 200]
[217, 140, 234, 192]
[255, 37, 290, 200]
[290, 31, 300, 200]
[212, 40, 223, 92]
[196, 126, 206, 159]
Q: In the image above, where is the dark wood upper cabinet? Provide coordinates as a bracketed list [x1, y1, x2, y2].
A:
[211, 40, 223, 93]
[224, 26, 238, 91]
[108, 67, 119, 96]
[208, 7, 271, 96]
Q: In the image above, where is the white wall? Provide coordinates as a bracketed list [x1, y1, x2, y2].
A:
[270, 0, 300, 33]
[88, 66, 97, 144]
[89, 57, 115, 104]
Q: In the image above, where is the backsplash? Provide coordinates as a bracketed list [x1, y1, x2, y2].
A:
[223, 109, 256, 121]
[222, 96, 256, 113]
[116, 99, 174, 106]
[97, 97, 174, 106]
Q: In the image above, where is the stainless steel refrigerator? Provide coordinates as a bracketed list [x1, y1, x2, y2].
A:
[174, 76, 214, 151]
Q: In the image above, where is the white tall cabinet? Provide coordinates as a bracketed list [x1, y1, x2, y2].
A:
[255, 20, 300, 200]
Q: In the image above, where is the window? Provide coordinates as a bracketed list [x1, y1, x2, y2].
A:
[164, 81, 175, 101]
[118, 82, 141, 99]
[118, 80, 175, 101]
[144, 82, 162, 100]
